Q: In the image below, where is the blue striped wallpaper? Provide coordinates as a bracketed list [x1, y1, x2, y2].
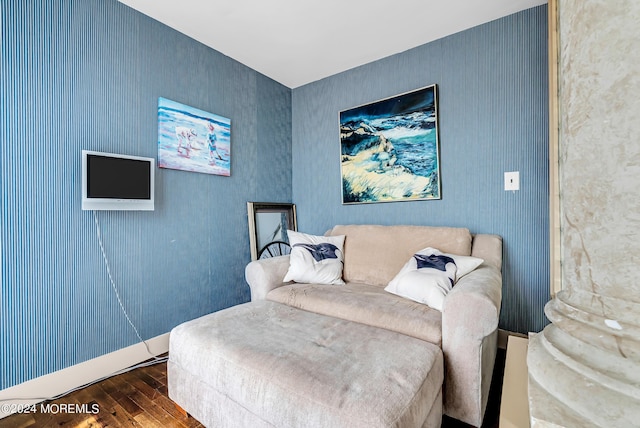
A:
[0, 0, 292, 389]
[1, 0, 548, 391]
[291, 6, 549, 334]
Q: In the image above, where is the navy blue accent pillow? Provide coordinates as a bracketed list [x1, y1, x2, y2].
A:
[293, 242, 340, 262]
[283, 231, 346, 285]
[413, 254, 456, 272]
[385, 247, 485, 311]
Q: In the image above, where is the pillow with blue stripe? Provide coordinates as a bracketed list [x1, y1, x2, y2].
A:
[283, 230, 346, 285]
[384, 247, 483, 311]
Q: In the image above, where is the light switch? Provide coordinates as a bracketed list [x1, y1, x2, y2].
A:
[504, 171, 520, 191]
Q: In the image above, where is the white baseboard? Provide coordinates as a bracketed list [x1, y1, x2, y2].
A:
[0, 332, 170, 419]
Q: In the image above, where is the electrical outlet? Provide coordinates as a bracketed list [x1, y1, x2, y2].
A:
[504, 171, 520, 191]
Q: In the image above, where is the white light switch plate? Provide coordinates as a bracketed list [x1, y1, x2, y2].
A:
[504, 171, 520, 191]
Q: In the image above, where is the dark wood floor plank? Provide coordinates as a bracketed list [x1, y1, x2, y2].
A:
[0, 412, 35, 428]
[92, 406, 122, 428]
[108, 402, 145, 428]
[73, 414, 103, 428]
[152, 394, 191, 422]
[128, 375, 159, 401]
[0, 372, 186, 427]
[115, 395, 143, 418]
[72, 385, 117, 428]
[133, 369, 164, 391]
[99, 376, 125, 402]
[129, 389, 185, 428]
[133, 411, 165, 427]
[30, 405, 77, 427]
[146, 359, 167, 378]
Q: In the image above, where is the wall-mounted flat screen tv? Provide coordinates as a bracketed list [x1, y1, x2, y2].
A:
[82, 150, 155, 211]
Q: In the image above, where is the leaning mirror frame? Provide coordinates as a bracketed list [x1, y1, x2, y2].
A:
[247, 202, 297, 261]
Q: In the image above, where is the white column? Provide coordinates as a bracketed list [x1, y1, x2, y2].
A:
[527, 1, 640, 426]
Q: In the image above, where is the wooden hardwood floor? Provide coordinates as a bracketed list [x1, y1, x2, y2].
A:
[0, 349, 505, 428]
[0, 358, 203, 428]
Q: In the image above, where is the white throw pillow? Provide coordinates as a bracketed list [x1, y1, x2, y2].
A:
[283, 230, 346, 285]
[384, 247, 484, 311]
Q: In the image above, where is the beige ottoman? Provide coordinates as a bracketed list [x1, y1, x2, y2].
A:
[168, 300, 443, 428]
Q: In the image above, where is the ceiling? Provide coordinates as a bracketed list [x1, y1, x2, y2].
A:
[118, 0, 547, 88]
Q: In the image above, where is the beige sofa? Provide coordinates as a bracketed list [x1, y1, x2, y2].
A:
[246, 224, 503, 427]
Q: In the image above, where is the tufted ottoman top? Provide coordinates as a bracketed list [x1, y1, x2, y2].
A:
[169, 300, 443, 428]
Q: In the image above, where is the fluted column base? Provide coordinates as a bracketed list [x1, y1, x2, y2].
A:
[527, 289, 640, 427]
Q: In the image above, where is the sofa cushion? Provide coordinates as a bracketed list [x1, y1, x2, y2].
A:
[267, 282, 443, 345]
[326, 225, 472, 287]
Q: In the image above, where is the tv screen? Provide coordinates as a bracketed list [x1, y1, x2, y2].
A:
[82, 150, 155, 211]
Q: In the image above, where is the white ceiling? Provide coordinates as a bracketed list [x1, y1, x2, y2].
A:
[118, 0, 547, 88]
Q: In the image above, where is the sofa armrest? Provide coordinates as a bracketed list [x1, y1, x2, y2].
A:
[441, 264, 502, 426]
[443, 264, 502, 337]
[245, 255, 292, 301]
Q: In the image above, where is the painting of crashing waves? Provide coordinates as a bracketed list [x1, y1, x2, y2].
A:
[158, 97, 231, 176]
[340, 85, 440, 204]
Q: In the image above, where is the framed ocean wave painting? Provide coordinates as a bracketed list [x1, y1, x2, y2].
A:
[158, 97, 231, 176]
[339, 84, 441, 204]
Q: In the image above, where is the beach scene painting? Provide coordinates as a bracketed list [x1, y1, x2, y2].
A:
[158, 97, 231, 176]
[340, 85, 441, 204]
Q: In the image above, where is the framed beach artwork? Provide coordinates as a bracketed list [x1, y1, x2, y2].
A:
[339, 84, 441, 204]
[158, 97, 231, 176]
